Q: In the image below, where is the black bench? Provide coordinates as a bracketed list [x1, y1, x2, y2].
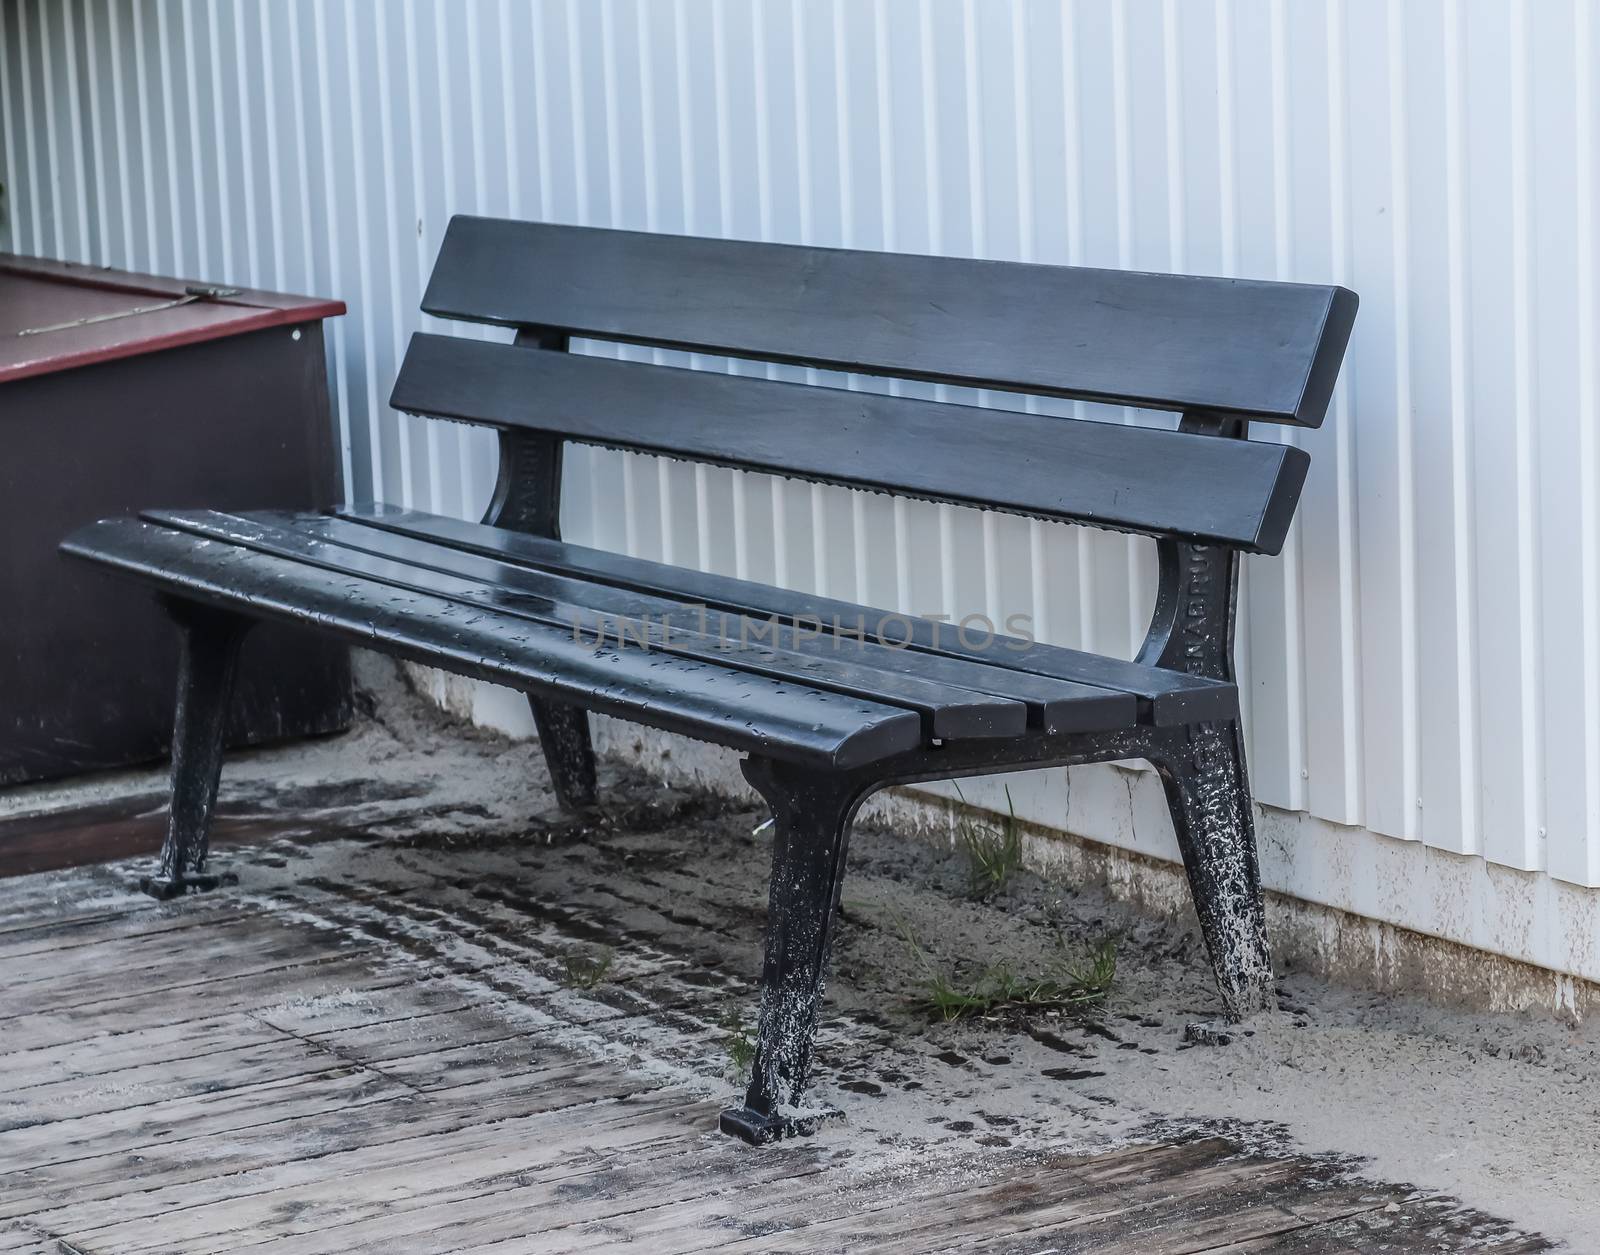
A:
[62, 217, 1356, 1144]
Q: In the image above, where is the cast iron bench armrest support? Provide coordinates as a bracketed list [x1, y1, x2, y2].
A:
[61, 217, 1355, 1145]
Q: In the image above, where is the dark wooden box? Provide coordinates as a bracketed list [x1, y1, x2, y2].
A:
[1, 255, 352, 785]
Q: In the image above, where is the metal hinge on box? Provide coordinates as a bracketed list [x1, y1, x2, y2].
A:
[16, 284, 245, 337]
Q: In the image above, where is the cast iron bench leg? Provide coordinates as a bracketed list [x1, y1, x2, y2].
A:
[142, 601, 253, 900]
[1154, 719, 1276, 1020]
[720, 757, 873, 1144]
[527, 697, 598, 811]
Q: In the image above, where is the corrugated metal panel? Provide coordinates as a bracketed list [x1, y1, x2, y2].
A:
[5, 0, 1600, 978]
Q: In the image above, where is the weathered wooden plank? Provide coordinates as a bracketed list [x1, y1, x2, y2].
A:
[0, 1221, 59, 1255]
[0, 998, 561, 1136]
[1206, 1204, 1554, 1254]
[342, 506, 1239, 727]
[648, 1144, 1344, 1255]
[306, 855, 762, 977]
[253, 981, 479, 1042]
[0, 974, 435, 1088]
[391, 334, 1310, 552]
[423, 217, 1357, 427]
[0, 1011, 287, 1086]
[0, 1015, 640, 1172]
[0, 899, 257, 964]
[236, 1139, 827, 1255]
[61, 519, 926, 771]
[934, 1160, 1405, 1255]
[269, 877, 752, 1033]
[274, 1003, 539, 1065]
[1, 1066, 667, 1227]
[0, 1053, 402, 1173]
[0, 908, 352, 1001]
[155, 509, 1131, 737]
[624, 1141, 1225, 1254]
[0, 927, 371, 1022]
[0, 1036, 368, 1134]
[51, 1093, 715, 1253]
[2, 1014, 654, 1175]
[147, 510, 1039, 742]
[0, 869, 155, 933]
[0, 953, 388, 1056]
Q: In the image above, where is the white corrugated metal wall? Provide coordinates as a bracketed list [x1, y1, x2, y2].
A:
[4, 0, 1598, 988]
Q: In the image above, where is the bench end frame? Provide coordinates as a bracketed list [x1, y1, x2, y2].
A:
[485, 328, 600, 813]
[1132, 413, 1277, 1021]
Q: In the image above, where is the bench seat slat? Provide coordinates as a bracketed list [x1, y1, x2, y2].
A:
[59, 519, 928, 771]
[423, 217, 1357, 427]
[391, 333, 1309, 554]
[157, 509, 1133, 737]
[144, 509, 1039, 743]
[339, 506, 1238, 727]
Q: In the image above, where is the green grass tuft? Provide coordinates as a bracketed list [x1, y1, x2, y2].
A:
[899, 917, 1117, 1023]
[953, 782, 1025, 899]
[561, 947, 615, 990]
[720, 1007, 756, 1080]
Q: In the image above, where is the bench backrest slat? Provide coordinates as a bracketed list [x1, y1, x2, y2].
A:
[422, 216, 1356, 427]
[391, 332, 1309, 554]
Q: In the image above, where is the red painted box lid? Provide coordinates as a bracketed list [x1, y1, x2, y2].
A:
[0, 254, 345, 384]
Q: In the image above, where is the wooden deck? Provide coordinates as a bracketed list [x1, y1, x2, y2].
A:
[0, 777, 1552, 1252]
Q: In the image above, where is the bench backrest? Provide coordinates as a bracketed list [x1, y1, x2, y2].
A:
[392, 216, 1357, 555]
